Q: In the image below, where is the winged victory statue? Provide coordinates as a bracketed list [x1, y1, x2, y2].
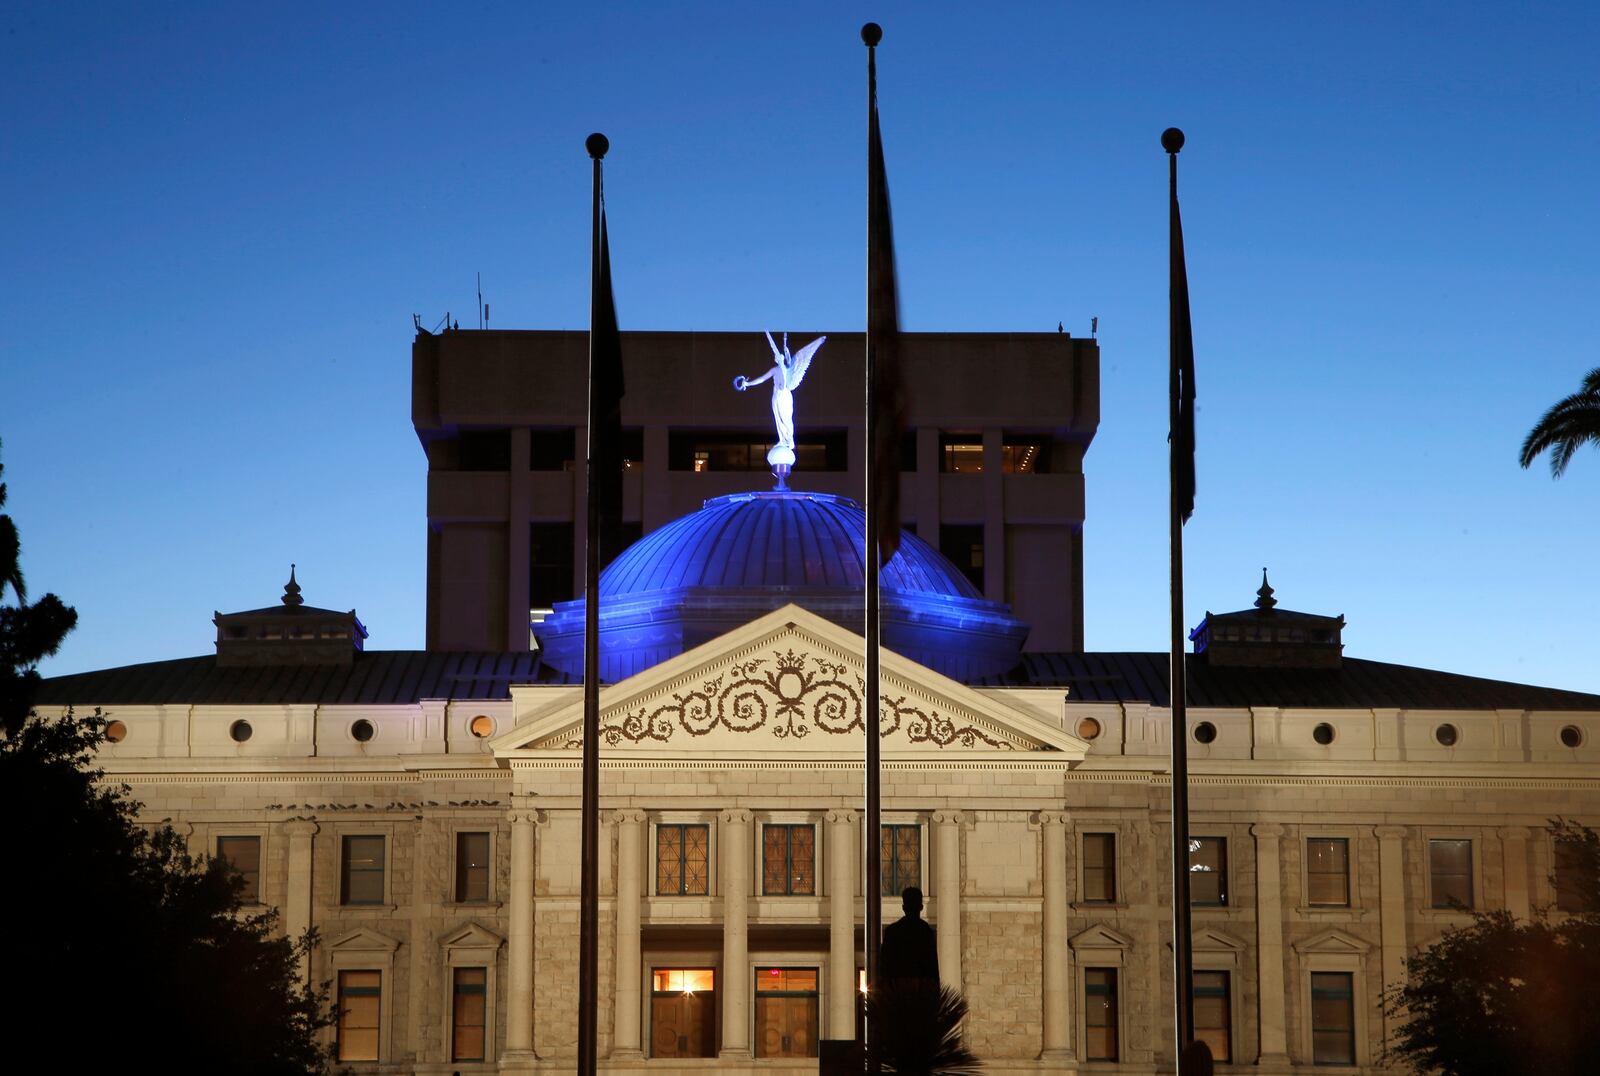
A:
[732, 331, 826, 487]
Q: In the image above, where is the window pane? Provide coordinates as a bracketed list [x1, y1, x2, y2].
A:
[342, 836, 386, 905]
[754, 968, 819, 1059]
[337, 971, 381, 1062]
[452, 967, 486, 1062]
[1194, 971, 1230, 1062]
[683, 825, 709, 895]
[1084, 968, 1118, 1061]
[1190, 837, 1226, 906]
[1311, 972, 1355, 1065]
[881, 825, 921, 897]
[456, 832, 491, 902]
[1084, 834, 1116, 902]
[217, 836, 261, 903]
[657, 826, 683, 894]
[1306, 838, 1350, 906]
[1555, 839, 1589, 912]
[1428, 839, 1473, 909]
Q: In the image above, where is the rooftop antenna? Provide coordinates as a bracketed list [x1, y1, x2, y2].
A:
[1092, 316, 1099, 339]
[477, 273, 484, 330]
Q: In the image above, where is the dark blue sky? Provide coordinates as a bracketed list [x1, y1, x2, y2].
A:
[6, 2, 1598, 690]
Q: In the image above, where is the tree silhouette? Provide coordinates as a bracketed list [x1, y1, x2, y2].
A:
[1, 443, 334, 1073]
[1519, 367, 1600, 478]
[1383, 821, 1600, 1075]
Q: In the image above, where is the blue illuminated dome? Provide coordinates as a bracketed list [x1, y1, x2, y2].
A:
[535, 491, 1030, 682]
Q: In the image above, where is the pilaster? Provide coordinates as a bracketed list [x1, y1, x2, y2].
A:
[827, 809, 859, 1038]
[1252, 822, 1290, 1065]
[719, 809, 753, 1059]
[1036, 810, 1074, 1061]
[611, 809, 647, 1059]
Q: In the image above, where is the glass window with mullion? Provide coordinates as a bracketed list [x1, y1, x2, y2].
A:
[656, 824, 710, 896]
[1306, 837, 1350, 906]
[337, 970, 382, 1062]
[455, 831, 491, 903]
[1193, 970, 1231, 1062]
[881, 825, 921, 897]
[762, 824, 815, 896]
[1083, 833, 1117, 902]
[1189, 836, 1228, 906]
[217, 835, 261, 903]
[1428, 838, 1473, 909]
[341, 835, 386, 905]
[451, 967, 487, 1062]
[1084, 967, 1118, 1061]
[1310, 972, 1356, 1065]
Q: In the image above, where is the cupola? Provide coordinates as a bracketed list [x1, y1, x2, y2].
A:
[213, 566, 368, 667]
[1188, 570, 1344, 669]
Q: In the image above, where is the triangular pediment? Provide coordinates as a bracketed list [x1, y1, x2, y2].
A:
[1166, 927, 1248, 956]
[1293, 928, 1372, 956]
[329, 926, 401, 955]
[495, 605, 1085, 757]
[1069, 924, 1134, 952]
[440, 921, 504, 951]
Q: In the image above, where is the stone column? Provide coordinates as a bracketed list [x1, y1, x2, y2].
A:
[827, 809, 859, 1038]
[932, 810, 965, 993]
[503, 804, 540, 1065]
[1036, 810, 1074, 1061]
[720, 809, 754, 1059]
[283, 819, 318, 980]
[611, 809, 647, 1059]
[1499, 826, 1532, 920]
[1252, 822, 1290, 1064]
[1375, 825, 1409, 1048]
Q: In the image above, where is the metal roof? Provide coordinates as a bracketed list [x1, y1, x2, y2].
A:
[35, 648, 1600, 712]
[34, 650, 572, 708]
[978, 652, 1600, 711]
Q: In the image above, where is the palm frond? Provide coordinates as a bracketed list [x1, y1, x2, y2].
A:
[1519, 368, 1600, 478]
[868, 982, 983, 1074]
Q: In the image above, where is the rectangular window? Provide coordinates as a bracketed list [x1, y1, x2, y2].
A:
[1554, 837, 1591, 913]
[650, 968, 716, 1058]
[938, 524, 984, 592]
[1310, 971, 1355, 1065]
[939, 434, 983, 473]
[455, 831, 491, 903]
[217, 835, 261, 903]
[1194, 970, 1231, 1062]
[881, 825, 921, 897]
[1083, 833, 1117, 903]
[1306, 838, 1350, 906]
[457, 429, 511, 471]
[451, 967, 486, 1062]
[337, 970, 381, 1061]
[762, 824, 816, 896]
[656, 824, 710, 896]
[1084, 968, 1118, 1061]
[529, 522, 575, 610]
[1189, 836, 1228, 907]
[1000, 436, 1052, 473]
[754, 967, 819, 1058]
[668, 430, 846, 472]
[528, 428, 576, 471]
[1428, 838, 1473, 909]
[341, 835, 385, 905]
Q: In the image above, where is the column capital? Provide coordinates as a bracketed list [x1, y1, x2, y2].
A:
[1374, 825, 1408, 841]
[506, 807, 546, 827]
[720, 808, 754, 826]
[284, 818, 320, 838]
[1498, 825, 1532, 841]
[1034, 809, 1070, 828]
[824, 809, 859, 826]
[931, 809, 968, 827]
[608, 808, 649, 826]
[1251, 821, 1285, 839]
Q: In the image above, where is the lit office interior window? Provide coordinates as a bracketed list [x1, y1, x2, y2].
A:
[1189, 837, 1227, 906]
[650, 968, 716, 1058]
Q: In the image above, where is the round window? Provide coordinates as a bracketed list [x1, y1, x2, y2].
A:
[1560, 725, 1584, 748]
[1313, 723, 1336, 745]
[1435, 723, 1459, 747]
[229, 720, 253, 743]
[1192, 721, 1217, 744]
[104, 719, 128, 744]
[469, 714, 497, 739]
[351, 719, 375, 743]
[1076, 717, 1102, 741]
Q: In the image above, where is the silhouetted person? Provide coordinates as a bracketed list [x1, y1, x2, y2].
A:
[880, 886, 939, 989]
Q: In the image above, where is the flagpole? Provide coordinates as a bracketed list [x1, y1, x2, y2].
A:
[1163, 125, 1197, 1072]
[577, 129, 608, 1076]
[862, 21, 886, 1072]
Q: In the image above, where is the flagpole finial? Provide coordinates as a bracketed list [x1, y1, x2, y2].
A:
[586, 132, 609, 160]
[1161, 127, 1185, 154]
[861, 22, 882, 46]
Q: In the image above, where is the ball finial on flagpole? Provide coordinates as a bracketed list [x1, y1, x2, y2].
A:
[861, 22, 882, 46]
[586, 132, 609, 160]
[1161, 127, 1185, 154]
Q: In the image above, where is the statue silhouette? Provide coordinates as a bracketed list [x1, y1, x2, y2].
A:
[879, 885, 939, 989]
